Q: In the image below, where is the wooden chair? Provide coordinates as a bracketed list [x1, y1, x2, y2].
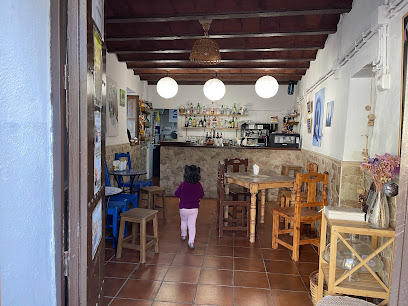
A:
[272, 171, 329, 261]
[217, 161, 250, 237]
[224, 158, 250, 201]
[138, 186, 167, 219]
[116, 208, 159, 263]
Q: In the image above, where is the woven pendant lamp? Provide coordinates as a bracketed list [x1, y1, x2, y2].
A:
[190, 19, 221, 65]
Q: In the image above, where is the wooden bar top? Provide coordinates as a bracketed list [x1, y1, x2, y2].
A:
[160, 142, 300, 150]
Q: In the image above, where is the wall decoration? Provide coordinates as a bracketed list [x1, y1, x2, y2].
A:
[313, 88, 325, 147]
[307, 118, 312, 133]
[326, 101, 334, 127]
[94, 110, 102, 194]
[106, 76, 119, 136]
[92, 199, 102, 259]
[307, 100, 313, 114]
[120, 89, 126, 107]
[93, 30, 102, 108]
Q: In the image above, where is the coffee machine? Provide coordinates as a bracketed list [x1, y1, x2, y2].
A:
[240, 123, 271, 146]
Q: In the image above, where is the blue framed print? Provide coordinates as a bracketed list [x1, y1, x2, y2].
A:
[313, 88, 325, 146]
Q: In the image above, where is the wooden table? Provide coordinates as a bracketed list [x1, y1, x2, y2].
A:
[108, 169, 147, 193]
[224, 172, 296, 243]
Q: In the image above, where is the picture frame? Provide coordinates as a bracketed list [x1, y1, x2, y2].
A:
[307, 118, 312, 133]
[120, 89, 126, 107]
[307, 100, 313, 114]
[326, 101, 334, 127]
[313, 88, 325, 147]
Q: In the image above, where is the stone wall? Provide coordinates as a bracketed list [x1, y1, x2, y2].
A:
[106, 143, 147, 185]
[160, 146, 303, 198]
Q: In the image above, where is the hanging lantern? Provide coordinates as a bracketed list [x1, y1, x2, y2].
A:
[156, 76, 178, 99]
[203, 77, 225, 101]
[255, 75, 279, 99]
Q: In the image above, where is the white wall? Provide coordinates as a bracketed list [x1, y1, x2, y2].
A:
[298, 0, 404, 161]
[0, 0, 56, 304]
[106, 52, 149, 146]
[149, 84, 298, 141]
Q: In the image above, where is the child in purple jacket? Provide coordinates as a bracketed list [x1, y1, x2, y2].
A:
[175, 165, 204, 249]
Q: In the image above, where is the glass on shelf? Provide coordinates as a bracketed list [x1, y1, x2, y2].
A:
[322, 235, 384, 282]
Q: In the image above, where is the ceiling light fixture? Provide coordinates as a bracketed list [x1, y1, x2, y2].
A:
[203, 73, 225, 101]
[255, 75, 279, 99]
[156, 72, 178, 99]
[190, 19, 221, 65]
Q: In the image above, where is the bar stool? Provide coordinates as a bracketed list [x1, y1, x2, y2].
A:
[116, 208, 159, 263]
[138, 186, 167, 219]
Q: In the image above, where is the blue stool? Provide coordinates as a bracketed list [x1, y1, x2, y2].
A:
[106, 200, 126, 248]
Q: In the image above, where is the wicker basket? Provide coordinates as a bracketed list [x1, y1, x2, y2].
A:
[310, 270, 327, 305]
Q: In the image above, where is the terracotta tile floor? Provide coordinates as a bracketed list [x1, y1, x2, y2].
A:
[105, 197, 317, 305]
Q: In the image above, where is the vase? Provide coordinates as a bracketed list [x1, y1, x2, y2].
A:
[367, 191, 389, 229]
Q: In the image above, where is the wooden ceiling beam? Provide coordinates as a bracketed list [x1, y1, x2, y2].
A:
[105, 30, 335, 42]
[105, 0, 352, 19]
[132, 68, 307, 74]
[106, 8, 348, 23]
[138, 73, 303, 80]
[106, 35, 328, 52]
[127, 60, 310, 69]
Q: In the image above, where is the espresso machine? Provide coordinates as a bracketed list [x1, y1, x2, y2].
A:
[240, 123, 271, 146]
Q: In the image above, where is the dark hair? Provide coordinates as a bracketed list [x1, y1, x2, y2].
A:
[184, 165, 201, 184]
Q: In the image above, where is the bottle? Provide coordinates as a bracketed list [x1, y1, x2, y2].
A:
[210, 102, 215, 115]
[189, 103, 194, 115]
[220, 105, 224, 115]
[197, 103, 201, 114]
[217, 119, 221, 128]
[192, 116, 197, 127]
[231, 117, 235, 128]
[188, 115, 192, 127]
[202, 105, 206, 115]
[233, 103, 237, 115]
[239, 106, 243, 115]
[203, 116, 207, 127]
[185, 116, 188, 127]
[212, 116, 217, 128]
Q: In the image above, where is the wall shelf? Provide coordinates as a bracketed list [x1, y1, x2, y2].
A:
[181, 114, 247, 117]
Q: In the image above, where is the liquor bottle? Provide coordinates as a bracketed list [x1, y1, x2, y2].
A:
[189, 103, 194, 115]
[233, 103, 237, 115]
[217, 119, 221, 128]
[231, 117, 235, 128]
[192, 116, 197, 127]
[210, 102, 215, 115]
[188, 115, 192, 127]
[185, 116, 188, 127]
[238, 106, 243, 115]
[197, 103, 201, 114]
[220, 105, 224, 115]
[203, 116, 207, 127]
[212, 116, 217, 128]
[202, 105, 206, 114]
[199, 117, 203, 127]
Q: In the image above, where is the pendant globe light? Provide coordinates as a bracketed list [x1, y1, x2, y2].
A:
[156, 72, 178, 99]
[255, 75, 279, 98]
[203, 73, 225, 101]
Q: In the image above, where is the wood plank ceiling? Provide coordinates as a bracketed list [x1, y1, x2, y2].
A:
[105, 0, 353, 85]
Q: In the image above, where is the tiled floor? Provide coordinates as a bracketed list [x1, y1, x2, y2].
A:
[104, 197, 318, 305]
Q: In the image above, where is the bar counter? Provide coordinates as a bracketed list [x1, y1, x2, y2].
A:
[160, 142, 302, 198]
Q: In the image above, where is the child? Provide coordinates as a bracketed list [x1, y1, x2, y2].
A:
[175, 165, 204, 249]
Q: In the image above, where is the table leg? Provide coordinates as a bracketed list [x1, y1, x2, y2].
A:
[249, 184, 259, 243]
[224, 181, 230, 225]
[129, 175, 136, 194]
[260, 189, 266, 223]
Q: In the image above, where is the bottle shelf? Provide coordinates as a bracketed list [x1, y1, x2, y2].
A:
[182, 114, 247, 117]
[183, 127, 238, 130]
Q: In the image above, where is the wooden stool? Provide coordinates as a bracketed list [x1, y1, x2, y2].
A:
[116, 208, 159, 263]
[138, 186, 167, 219]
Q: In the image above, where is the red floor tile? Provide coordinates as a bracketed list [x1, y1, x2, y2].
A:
[264, 260, 298, 274]
[117, 279, 161, 300]
[177, 243, 207, 255]
[268, 273, 307, 291]
[234, 271, 269, 288]
[234, 246, 263, 259]
[295, 262, 319, 276]
[144, 252, 175, 265]
[111, 249, 141, 263]
[104, 277, 127, 297]
[105, 262, 137, 278]
[202, 256, 234, 270]
[152, 302, 192, 306]
[130, 264, 169, 281]
[110, 298, 153, 306]
[234, 287, 274, 306]
[272, 289, 313, 306]
[194, 284, 233, 306]
[199, 268, 234, 286]
[164, 266, 201, 283]
[234, 257, 265, 272]
[206, 245, 234, 257]
[261, 249, 292, 261]
[155, 282, 197, 304]
[172, 254, 204, 267]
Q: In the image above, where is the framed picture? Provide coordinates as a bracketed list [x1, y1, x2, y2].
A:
[307, 118, 312, 133]
[307, 100, 313, 114]
[326, 101, 334, 127]
[313, 88, 325, 147]
[120, 89, 126, 107]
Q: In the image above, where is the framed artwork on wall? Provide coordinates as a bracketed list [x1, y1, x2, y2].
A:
[326, 101, 334, 127]
[120, 89, 126, 107]
[313, 88, 325, 147]
[307, 100, 313, 114]
[307, 118, 312, 133]
[106, 76, 119, 136]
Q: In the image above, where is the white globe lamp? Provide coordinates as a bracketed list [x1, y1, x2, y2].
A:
[157, 76, 178, 99]
[203, 78, 226, 101]
[255, 75, 279, 98]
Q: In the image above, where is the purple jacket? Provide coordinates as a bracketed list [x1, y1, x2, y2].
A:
[175, 181, 204, 209]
